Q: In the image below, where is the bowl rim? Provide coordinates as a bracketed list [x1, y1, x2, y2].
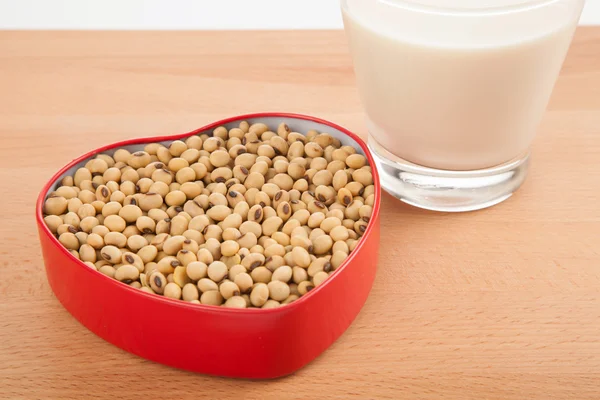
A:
[36, 112, 381, 315]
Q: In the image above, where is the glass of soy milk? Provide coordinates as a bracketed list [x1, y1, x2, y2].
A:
[341, 0, 585, 211]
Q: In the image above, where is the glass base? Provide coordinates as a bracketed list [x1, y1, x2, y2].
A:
[368, 134, 530, 212]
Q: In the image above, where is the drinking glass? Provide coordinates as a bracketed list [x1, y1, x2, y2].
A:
[341, 0, 585, 211]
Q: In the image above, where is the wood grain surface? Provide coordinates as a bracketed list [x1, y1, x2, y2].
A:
[1, 29, 599, 400]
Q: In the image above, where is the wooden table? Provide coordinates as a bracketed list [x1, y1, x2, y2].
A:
[1, 29, 599, 400]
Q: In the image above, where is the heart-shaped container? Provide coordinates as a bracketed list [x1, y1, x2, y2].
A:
[35, 113, 381, 378]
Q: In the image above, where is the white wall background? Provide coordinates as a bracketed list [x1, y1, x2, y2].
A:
[0, 0, 598, 29]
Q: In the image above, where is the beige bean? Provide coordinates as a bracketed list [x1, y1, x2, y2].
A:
[250, 283, 269, 307]
[312, 170, 333, 186]
[136, 192, 162, 211]
[241, 253, 266, 270]
[261, 216, 283, 236]
[227, 264, 246, 281]
[189, 214, 211, 232]
[276, 202, 292, 221]
[172, 266, 191, 287]
[163, 235, 186, 255]
[244, 172, 265, 189]
[282, 294, 299, 305]
[67, 197, 83, 213]
[292, 266, 308, 284]
[221, 240, 240, 257]
[115, 264, 140, 282]
[157, 255, 180, 275]
[58, 185, 82, 201]
[346, 153, 366, 169]
[262, 300, 281, 309]
[168, 215, 188, 236]
[273, 122, 289, 139]
[264, 243, 285, 258]
[196, 248, 214, 265]
[44, 215, 63, 233]
[197, 278, 219, 293]
[290, 209, 310, 225]
[223, 296, 246, 308]
[74, 167, 92, 187]
[330, 225, 349, 242]
[271, 231, 290, 246]
[354, 219, 369, 236]
[91, 224, 110, 237]
[281, 218, 301, 236]
[271, 265, 292, 283]
[104, 231, 127, 248]
[200, 290, 223, 306]
[98, 265, 116, 279]
[137, 244, 158, 263]
[292, 178, 309, 192]
[148, 271, 167, 294]
[100, 245, 121, 264]
[237, 231, 257, 249]
[121, 252, 144, 272]
[313, 271, 329, 287]
[233, 272, 254, 294]
[79, 216, 99, 233]
[308, 258, 332, 277]
[57, 231, 78, 250]
[267, 281, 290, 301]
[207, 261, 228, 282]
[327, 209, 345, 221]
[164, 190, 186, 207]
[206, 205, 231, 221]
[182, 283, 200, 301]
[136, 216, 156, 234]
[359, 205, 373, 219]
[219, 281, 241, 299]
[186, 261, 208, 281]
[345, 181, 364, 197]
[44, 196, 68, 215]
[248, 204, 264, 223]
[352, 169, 373, 187]
[85, 233, 104, 250]
[331, 251, 348, 269]
[250, 266, 272, 283]
[312, 235, 333, 255]
[297, 280, 314, 295]
[176, 249, 197, 267]
[163, 282, 182, 299]
[254, 191, 270, 208]
[63, 212, 80, 228]
[221, 213, 243, 230]
[222, 228, 241, 241]
[263, 206, 277, 220]
[182, 230, 204, 246]
[320, 217, 341, 233]
[291, 225, 309, 238]
[290, 236, 312, 253]
[307, 200, 327, 214]
[203, 225, 223, 241]
[271, 173, 294, 190]
[345, 200, 363, 220]
[291, 246, 311, 268]
[332, 240, 349, 254]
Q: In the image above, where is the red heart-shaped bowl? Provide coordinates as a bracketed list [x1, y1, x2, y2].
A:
[35, 112, 381, 379]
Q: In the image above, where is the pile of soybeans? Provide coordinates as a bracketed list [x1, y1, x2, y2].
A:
[43, 121, 374, 309]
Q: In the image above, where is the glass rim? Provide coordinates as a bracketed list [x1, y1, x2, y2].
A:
[345, 0, 565, 17]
